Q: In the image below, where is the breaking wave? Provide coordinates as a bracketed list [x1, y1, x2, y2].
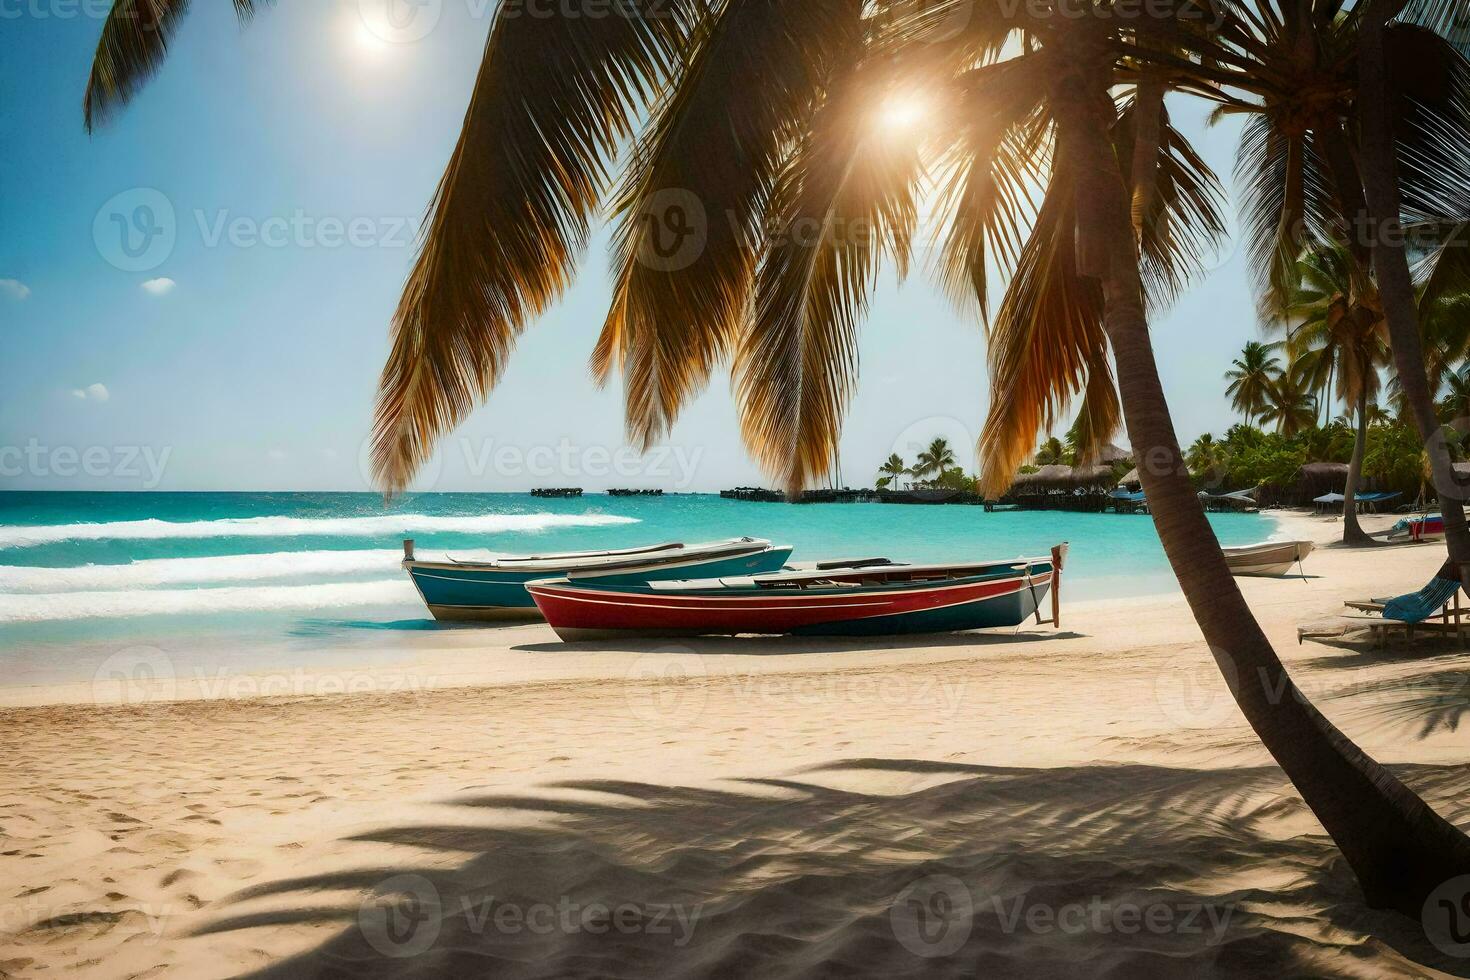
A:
[0, 512, 639, 549]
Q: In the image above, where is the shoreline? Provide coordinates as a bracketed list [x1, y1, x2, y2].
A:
[2, 509, 1320, 710]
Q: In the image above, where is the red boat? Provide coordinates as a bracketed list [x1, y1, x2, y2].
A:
[525, 546, 1067, 640]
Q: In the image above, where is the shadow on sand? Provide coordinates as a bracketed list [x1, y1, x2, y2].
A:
[191, 758, 1470, 978]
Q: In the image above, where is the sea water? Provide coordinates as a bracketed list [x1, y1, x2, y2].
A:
[0, 492, 1281, 689]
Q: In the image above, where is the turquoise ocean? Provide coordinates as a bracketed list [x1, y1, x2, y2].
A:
[0, 492, 1281, 689]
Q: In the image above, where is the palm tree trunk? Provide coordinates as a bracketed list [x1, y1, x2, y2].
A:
[1357, 3, 1470, 580]
[1059, 43, 1470, 914]
[1342, 386, 1375, 545]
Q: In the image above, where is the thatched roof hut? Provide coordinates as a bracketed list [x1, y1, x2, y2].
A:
[1296, 461, 1349, 497]
[1011, 463, 1117, 495]
[1011, 464, 1074, 492]
[1118, 466, 1141, 487]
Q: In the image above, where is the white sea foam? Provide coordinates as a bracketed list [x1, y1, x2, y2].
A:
[0, 549, 416, 593]
[0, 512, 638, 549]
[0, 579, 418, 623]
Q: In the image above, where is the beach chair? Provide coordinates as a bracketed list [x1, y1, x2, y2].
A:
[1299, 568, 1469, 648]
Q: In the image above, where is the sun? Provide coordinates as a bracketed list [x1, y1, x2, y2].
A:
[879, 92, 932, 133]
[350, 17, 390, 58]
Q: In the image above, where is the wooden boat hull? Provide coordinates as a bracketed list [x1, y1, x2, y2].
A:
[526, 557, 1057, 640]
[1221, 540, 1314, 577]
[405, 540, 793, 621]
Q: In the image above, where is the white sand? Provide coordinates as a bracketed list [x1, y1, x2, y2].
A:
[3, 511, 1468, 978]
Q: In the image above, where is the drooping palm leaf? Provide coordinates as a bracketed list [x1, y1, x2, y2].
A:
[84, 0, 267, 132]
[976, 169, 1108, 497]
[733, 52, 923, 496]
[596, 0, 866, 451]
[370, 1, 698, 493]
[933, 54, 1050, 319]
[1116, 99, 1228, 311]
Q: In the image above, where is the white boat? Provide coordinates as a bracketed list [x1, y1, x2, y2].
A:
[1221, 539, 1314, 577]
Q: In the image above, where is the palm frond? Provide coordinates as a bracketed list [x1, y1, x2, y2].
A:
[976, 172, 1108, 497]
[371, 0, 696, 494]
[1389, 24, 1470, 225]
[596, 0, 865, 450]
[733, 54, 923, 496]
[84, 0, 268, 131]
[1116, 97, 1228, 311]
[933, 54, 1050, 320]
[1235, 115, 1339, 321]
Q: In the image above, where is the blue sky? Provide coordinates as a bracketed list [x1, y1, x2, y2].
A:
[1, 1, 1262, 492]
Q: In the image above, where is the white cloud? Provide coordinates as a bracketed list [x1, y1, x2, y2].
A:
[0, 279, 30, 301]
[267, 449, 287, 462]
[140, 277, 176, 296]
[71, 383, 110, 402]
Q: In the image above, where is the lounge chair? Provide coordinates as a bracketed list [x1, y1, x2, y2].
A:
[1298, 567, 1468, 648]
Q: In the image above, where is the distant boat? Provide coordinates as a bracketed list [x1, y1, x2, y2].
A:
[404, 537, 793, 621]
[1221, 540, 1314, 576]
[1388, 514, 1444, 543]
[526, 546, 1067, 640]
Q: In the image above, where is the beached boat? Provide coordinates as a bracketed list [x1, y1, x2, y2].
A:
[404, 537, 793, 621]
[1387, 514, 1444, 543]
[1221, 539, 1314, 576]
[525, 546, 1067, 640]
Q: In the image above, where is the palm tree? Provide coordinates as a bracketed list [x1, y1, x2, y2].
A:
[1033, 436, 1066, 467]
[1258, 373, 1318, 438]
[1354, 0, 1470, 586]
[912, 437, 957, 484]
[1224, 342, 1282, 428]
[1285, 244, 1390, 545]
[80, 0, 1470, 915]
[875, 453, 909, 490]
[1438, 366, 1470, 424]
[1202, 0, 1470, 587]
[1184, 433, 1229, 487]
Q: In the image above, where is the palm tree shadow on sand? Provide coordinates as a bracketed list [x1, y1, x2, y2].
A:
[192, 759, 1470, 978]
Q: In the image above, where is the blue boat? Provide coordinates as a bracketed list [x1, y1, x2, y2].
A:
[402, 537, 793, 621]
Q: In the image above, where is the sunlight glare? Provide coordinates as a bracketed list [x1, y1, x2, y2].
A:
[880, 92, 931, 134]
[351, 18, 390, 58]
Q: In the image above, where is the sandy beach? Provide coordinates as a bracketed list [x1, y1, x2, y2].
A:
[3, 510, 1469, 978]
